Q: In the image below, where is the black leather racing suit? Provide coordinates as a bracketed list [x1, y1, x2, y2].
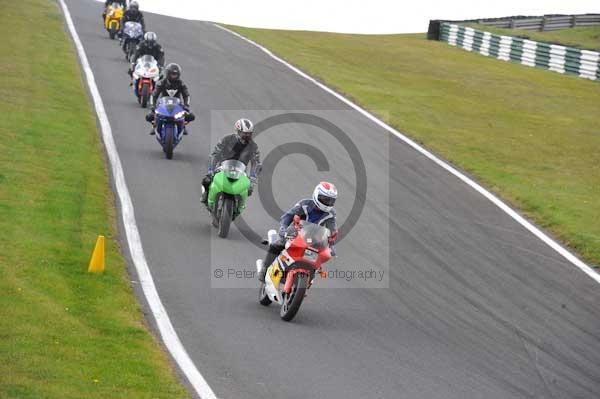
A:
[151, 78, 191, 107]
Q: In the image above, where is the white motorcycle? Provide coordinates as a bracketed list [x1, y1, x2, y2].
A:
[132, 55, 161, 108]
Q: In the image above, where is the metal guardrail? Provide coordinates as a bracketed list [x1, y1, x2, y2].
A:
[476, 14, 600, 31]
[431, 23, 600, 82]
[437, 14, 600, 32]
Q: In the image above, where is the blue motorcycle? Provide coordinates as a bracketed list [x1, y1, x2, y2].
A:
[152, 97, 187, 159]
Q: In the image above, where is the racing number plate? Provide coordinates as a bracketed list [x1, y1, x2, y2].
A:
[304, 249, 318, 261]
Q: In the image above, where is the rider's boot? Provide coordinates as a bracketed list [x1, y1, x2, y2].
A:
[258, 248, 279, 283]
[201, 175, 212, 204]
[146, 113, 156, 135]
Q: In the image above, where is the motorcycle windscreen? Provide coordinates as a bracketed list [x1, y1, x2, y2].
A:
[299, 221, 330, 250]
[123, 22, 143, 37]
[220, 159, 246, 180]
[156, 96, 182, 114]
[138, 54, 157, 67]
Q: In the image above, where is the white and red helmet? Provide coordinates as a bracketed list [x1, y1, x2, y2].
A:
[312, 181, 337, 212]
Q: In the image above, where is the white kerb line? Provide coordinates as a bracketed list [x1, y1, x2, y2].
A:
[58, 1, 219, 397]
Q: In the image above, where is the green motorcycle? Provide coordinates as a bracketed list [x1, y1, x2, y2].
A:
[205, 159, 251, 238]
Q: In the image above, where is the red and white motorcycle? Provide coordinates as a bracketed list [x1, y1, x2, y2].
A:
[132, 55, 160, 108]
[256, 215, 333, 321]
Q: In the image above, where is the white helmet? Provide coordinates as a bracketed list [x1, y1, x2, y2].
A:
[312, 182, 337, 212]
[144, 31, 157, 42]
[234, 118, 254, 144]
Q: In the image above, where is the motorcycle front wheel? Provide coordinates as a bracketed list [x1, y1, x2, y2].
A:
[164, 125, 174, 159]
[280, 273, 307, 321]
[140, 84, 149, 108]
[218, 197, 233, 238]
[128, 42, 134, 58]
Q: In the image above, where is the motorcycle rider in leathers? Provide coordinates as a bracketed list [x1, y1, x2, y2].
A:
[145, 63, 195, 135]
[258, 182, 338, 282]
[129, 32, 165, 72]
[201, 119, 261, 204]
[119, 1, 145, 54]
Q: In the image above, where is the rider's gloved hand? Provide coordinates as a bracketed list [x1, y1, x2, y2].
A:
[185, 111, 195, 123]
[278, 226, 287, 239]
[281, 224, 298, 240]
[328, 231, 338, 257]
[328, 230, 338, 245]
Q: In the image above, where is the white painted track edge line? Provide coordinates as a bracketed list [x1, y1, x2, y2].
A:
[213, 24, 600, 285]
[58, 1, 218, 398]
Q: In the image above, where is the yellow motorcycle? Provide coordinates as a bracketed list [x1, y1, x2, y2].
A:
[104, 2, 124, 40]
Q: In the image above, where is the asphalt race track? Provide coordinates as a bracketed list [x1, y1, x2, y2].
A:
[66, 1, 600, 398]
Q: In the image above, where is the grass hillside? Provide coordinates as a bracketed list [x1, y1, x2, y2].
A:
[227, 26, 600, 268]
[466, 24, 600, 51]
[0, 0, 189, 397]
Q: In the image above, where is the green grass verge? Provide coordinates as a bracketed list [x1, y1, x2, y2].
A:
[0, 0, 189, 397]
[465, 24, 600, 51]
[226, 26, 600, 268]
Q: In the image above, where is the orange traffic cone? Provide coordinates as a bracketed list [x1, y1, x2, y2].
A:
[88, 235, 105, 273]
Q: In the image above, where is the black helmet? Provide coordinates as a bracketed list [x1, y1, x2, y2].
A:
[165, 63, 181, 83]
[129, 1, 139, 11]
[234, 118, 254, 144]
[144, 31, 157, 43]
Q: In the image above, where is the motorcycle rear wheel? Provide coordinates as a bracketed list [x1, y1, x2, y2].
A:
[258, 283, 272, 306]
[280, 273, 307, 321]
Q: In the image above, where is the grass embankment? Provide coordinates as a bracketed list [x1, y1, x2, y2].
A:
[0, 0, 189, 397]
[227, 26, 600, 267]
[466, 24, 600, 51]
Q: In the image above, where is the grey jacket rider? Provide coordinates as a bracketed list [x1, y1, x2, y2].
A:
[208, 133, 261, 178]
